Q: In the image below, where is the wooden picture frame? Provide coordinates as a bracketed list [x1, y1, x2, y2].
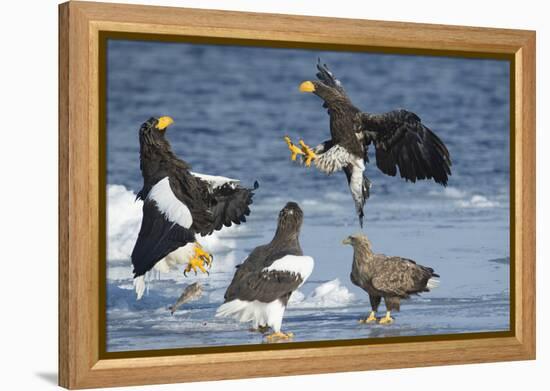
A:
[58, 1, 536, 388]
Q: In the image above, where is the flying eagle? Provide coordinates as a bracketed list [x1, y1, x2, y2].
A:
[285, 60, 452, 227]
[342, 233, 439, 324]
[216, 202, 314, 341]
[131, 116, 257, 300]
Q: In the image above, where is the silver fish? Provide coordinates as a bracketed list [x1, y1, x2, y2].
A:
[168, 282, 203, 315]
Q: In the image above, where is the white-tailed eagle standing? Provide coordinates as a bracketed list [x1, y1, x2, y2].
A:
[285, 60, 452, 227]
[216, 202, 314, 341]
[131, 116, 258, 300]
[343, 233, 439, 324]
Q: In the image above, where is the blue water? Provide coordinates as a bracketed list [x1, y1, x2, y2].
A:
[105, 39, 510, 352]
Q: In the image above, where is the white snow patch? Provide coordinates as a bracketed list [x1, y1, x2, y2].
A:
[288, 290, 305, 305]
[107, 185, 142, 261]
[289, 279, 355, 309]
[457, 195, 499, 208]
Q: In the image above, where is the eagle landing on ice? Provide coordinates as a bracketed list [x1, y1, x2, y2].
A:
[131, 116, 257, 300]
[285, 60, 452, 227]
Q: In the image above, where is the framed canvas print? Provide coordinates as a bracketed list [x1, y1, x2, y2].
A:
[58, 1, 536, 389]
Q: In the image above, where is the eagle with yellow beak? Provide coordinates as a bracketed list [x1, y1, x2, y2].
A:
[286, 60, 452, 227]
[131, 116, 257, 300]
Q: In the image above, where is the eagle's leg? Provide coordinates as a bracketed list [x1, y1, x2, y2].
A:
[183, 242, 213, 277]
[265, 331, 294, 341]
[298, 140, 317, 167]
[359, 311, 378, 324]
[360, 295, 380, 323]
[284, 136, 305, 161]
[379, 311, 394, 325]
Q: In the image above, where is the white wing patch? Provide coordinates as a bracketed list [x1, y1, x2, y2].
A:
[191, 172, 239, 188]
[263, 255, 314, 282]
[147, 177, 193, 228]
[314, 144, 355, 174]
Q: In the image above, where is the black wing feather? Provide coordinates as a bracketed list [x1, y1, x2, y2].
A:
[131, 200, 195, 277]
[223, 239, 303, 303]
[224, 268, 303, 303]
[362, 109, 451, 185]
[194, 181, 257, 236]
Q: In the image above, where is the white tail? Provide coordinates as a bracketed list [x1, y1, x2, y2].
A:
[427, 278, 440, 290]
[134, 275, 146, 300]
[216, 299, 285, 332]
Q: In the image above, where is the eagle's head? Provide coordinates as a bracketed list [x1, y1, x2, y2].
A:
[139, 116, 174, 147]
[276, 202, 304, 235]
[299, 79, 347, 108]
[342, 233, 372, 250]
[299, 80, 331, 98]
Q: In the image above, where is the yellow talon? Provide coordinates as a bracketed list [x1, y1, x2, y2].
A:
[379, 311, 394, 325]
[298, 140, 317, 167]
[183, 243, 212, 276]
[284, 136, 305, 161]
[194, 244, 213, 267]
[359, 311, 377, 324]
[265, 331, 294, 342]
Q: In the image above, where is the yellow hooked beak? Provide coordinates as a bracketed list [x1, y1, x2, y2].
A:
[342, 237, 352, 245]
[156, 116, 174, 130]
[299, 81, 316, 93]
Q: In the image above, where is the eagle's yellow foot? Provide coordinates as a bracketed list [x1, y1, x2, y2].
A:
[284, 136, 305, 161]
[183, 243, 213, 276]
[379, 311, 394, 325]
[194, 244, 213, 268]
[298, 140, 317, 167]
[265, 331, 294, 342]
[359, 311, 377, 324]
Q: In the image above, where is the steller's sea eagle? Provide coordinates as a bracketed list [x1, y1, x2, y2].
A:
[342, 233, 439, 324]
[216, 202, 314, 341]
[285, 60, 452, 227]
[131, 116, 257, 300]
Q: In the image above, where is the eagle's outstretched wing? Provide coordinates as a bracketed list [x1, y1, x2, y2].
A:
[361, 109, 451, 185]
[189, 173, 257, 236]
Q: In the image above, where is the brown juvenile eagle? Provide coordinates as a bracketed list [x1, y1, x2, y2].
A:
[216, 202, 314, 341]
[285, 60, 452, 227]
[342, 233, 439, 324]
[132, 116, 257, 300]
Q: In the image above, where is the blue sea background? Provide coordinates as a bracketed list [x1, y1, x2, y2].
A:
[105, 40, 510, 352]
